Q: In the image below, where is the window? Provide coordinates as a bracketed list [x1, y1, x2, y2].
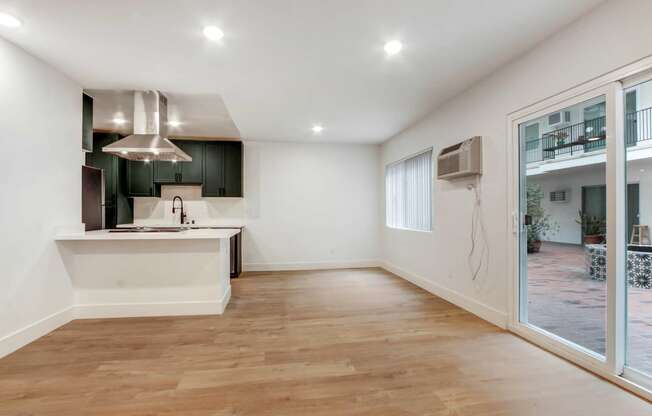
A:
[385, 149, 432, 231]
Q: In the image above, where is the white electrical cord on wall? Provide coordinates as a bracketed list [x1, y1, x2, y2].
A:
[468, 176, 489, 281]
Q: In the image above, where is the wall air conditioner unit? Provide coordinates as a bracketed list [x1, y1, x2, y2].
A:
[548, 110, 572, 127]
[437, 136, 482, 180]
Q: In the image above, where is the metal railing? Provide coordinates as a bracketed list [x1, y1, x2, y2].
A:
[525, 106, 652, 163]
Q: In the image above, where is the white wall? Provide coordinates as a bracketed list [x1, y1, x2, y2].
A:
[0, 37, 81, 355]
[380, 0, 652, 327]
[134, 141, 381, 270]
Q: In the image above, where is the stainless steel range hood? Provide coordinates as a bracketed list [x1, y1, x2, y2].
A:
[102, 91, 191, 162]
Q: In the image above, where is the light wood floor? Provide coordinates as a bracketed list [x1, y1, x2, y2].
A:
[0, 268, 650, 415]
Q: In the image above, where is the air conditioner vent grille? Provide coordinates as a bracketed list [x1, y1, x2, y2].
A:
[550, 190, 569, 203]
[438, 154, 460, 177]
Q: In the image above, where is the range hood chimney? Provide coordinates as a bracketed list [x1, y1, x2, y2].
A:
[102, 91, 191, 162]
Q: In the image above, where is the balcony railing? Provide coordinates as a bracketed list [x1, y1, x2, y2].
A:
[526, 106, 652, 163]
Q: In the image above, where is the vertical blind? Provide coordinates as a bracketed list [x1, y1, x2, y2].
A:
[385, 149, 432, 231]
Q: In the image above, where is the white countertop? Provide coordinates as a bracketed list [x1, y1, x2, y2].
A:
[55, 228, 240, 241]
[117, 222, 246, 229]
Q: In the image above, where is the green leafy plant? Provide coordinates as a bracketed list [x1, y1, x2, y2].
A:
[526, 184, 558, 251]
[554, 131, 568, 147]
[575, 210, 605, 236]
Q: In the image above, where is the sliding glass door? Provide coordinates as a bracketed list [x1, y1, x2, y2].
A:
[515, 76, 652, 394]
[518, 94, 608, 358]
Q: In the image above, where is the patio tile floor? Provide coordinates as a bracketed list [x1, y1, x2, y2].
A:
[527, 242, 652, 375]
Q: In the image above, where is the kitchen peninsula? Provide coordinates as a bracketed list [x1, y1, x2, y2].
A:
[55, 228, 240, 318]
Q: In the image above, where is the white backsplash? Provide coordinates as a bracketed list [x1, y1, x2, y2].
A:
[132, 185, 247, 226]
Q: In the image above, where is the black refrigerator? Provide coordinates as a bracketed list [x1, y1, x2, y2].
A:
[82, 165, 104, 231]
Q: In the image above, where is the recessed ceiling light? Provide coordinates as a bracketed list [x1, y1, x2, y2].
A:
[120, 151, 128, 155]
[168, 120, 181, 127]
[0, 12, 21, 28]
[143, 158, 150, 163]
[384, 40, 402, 56]
[113, 117, 127, 125]
[312, 125, 324, 134]
[203, 26, 224, 41]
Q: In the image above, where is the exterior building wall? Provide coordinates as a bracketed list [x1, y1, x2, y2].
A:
[529, 157, 652, 244]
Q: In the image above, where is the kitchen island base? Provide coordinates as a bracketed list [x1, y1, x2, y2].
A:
[56, 229, 238, 319]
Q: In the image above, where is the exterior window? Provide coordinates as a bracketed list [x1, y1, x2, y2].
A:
[385, 149, 432, 231]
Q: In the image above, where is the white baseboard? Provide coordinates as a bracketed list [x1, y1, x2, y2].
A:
[74, 286, 232, 319]
[380, 262, 508, 329]
[243, 259, 380, 272]
[0, 306, 74, 359]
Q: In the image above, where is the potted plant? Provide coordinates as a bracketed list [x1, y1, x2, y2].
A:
[526, 184, 558, 253]
[553, 131, 568, 148]
[575, 210, 605, 244]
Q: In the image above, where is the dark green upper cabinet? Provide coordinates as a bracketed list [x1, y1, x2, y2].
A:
[203, 142, 225, 197]
[203, 141, 243, 197]
[223, 141, 243, 197]
[82, 93, 93, 152]
[153, 161, 178, 183]
[125, 139, 242, 198]
[175, 140, 204, 183]
[127, 161, 156, 197]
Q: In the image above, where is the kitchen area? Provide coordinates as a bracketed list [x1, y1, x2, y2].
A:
[55, 90, 245, 318]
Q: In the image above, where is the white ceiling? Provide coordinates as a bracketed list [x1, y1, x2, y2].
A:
[0, 0, 604, 143]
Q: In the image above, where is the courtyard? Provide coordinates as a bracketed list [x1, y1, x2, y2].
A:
[527, 242, 652, 375]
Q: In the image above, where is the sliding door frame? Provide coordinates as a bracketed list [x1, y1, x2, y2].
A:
[506, 56, 652, 401]
[619, 69, 652, 393]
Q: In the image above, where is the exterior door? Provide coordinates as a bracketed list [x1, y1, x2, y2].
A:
[517, 90, 610, 360]
[627, 183, 640, 242]
[581, 185, 607, 244]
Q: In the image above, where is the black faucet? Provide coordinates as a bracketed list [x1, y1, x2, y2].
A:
[172, 196, 186, 225]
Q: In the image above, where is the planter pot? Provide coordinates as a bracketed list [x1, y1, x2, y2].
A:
[527, 240, 542, 253]
[584, 234, 603, 245]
